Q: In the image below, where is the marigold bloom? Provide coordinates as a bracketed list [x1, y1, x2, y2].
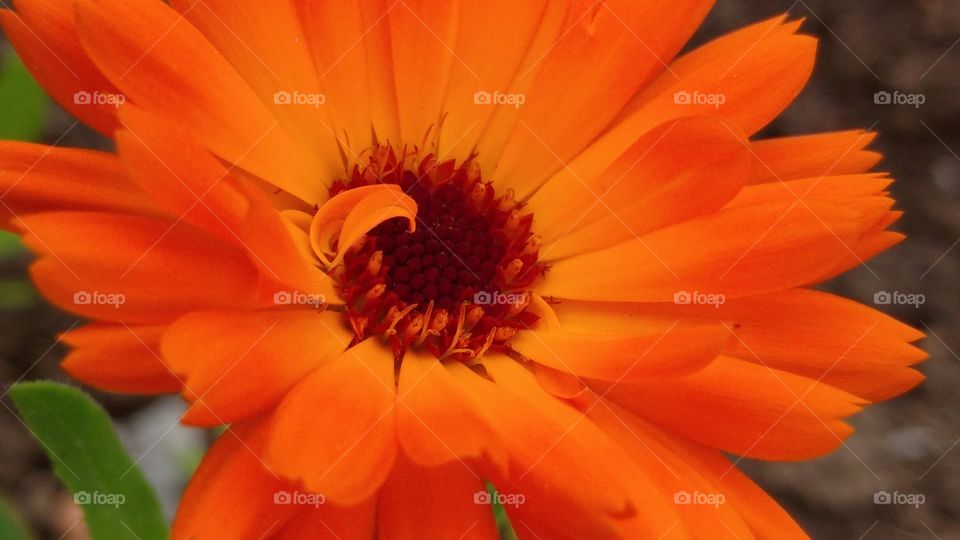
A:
[0, 0, 925, 538]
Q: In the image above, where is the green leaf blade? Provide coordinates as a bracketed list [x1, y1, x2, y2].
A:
[0, 495, 33, 540]
[0, 49, 47, 142]
[9, 382, 169, 540]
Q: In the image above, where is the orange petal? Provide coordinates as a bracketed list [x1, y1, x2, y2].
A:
[691, 452, 809, 539]
[452, 356, 681, 538]
[275, 499, 378, 540]
[161, 310, 349, 426]
[589, 397, 805, 539]
[600, 355, 865, 460]
[0, 141, 152, 228]
[0, 2, 119, 135]
[297, 0, 400, 152]
[20, 212, 260, 323]
[172, 420, 298, 539]
[266, 339, 397, 505]
[114, 106, 251, 240]
[725, 174, 893, 208]
[435, 0, 550, 162]
[73, 0, 326, 204]
[748, 130, 881, 184]
[618, 15, 814, 137]
[549, 288, 925, 402]
[309, 184, 417, 268]
[587, 398, 755, 539]
[60, 323, 180, 394]
[717, 289, 925, 401]
[170, 0, 344, 177]
[378, 453, 498, 540]
[488, 0, 715, 198]
[531, 116, 751, 259]
[387, 0, 459, 147]
[540, 198, 884, 302]
[117, 105, 340, 304]
[511, 321, 730, 381]
[545, 16, 813, 206]
[396, 348, 507, 471]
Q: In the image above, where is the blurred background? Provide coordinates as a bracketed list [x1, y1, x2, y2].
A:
[1, 1, 959, 538]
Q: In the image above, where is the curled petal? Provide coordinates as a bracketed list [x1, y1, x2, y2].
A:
[309, 184, 417, 268]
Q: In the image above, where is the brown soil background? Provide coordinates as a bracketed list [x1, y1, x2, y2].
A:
[2, 1, 959, 538]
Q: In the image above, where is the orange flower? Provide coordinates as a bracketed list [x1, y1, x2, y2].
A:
[0, 1, 926, 538]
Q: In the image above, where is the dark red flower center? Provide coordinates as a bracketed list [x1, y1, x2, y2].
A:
[331, 146, 542, 361]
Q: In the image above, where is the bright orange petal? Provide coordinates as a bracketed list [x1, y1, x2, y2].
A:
[170, 0, 344, 177]
[0, 142, 151, 228]
[531, 116, 751, 258]
[378, 453, 498, 539]
[395, 348, 507, 471]
[601, 355, 865, 460]
[590, 398, 806, 539]
[511, 321, 730, 381]
[587, 398, 755, 539]
[60, 323, 180, 394]
[454, 356, 682, 538]
[548, 289, 925, 402]
[544, 16, 813, 204]
[748, 130, 881, 184]
[20, 212, 260, 323]
[296, 0, 400, 152]
[114, 106, 251, 240]
[116, 104, 340, 303]
[162, 310, 349, 426]
[488, 0, 715, 197]
[309, 183, 417, 268]
[74, 0, 326, 203]
[266, 339, 397, 505]
[172, 420, 297, 539]
[436, 0, 550, 162]
[617, 15, 815, 137]
[540, 199, 885, 302]
[275, 499, 378, 540]
[388, 0, 458, 146]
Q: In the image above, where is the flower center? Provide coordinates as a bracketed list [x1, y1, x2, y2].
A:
[332, 146, 542, 361]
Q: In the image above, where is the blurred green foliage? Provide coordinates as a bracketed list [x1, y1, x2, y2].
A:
[0, 495, 33, 540]
[0, 47, 46, 141]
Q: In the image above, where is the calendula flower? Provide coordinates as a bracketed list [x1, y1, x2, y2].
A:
[0, 0, 926, 537]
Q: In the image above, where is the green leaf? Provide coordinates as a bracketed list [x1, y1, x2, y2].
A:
[9, 382, 169, 540]
[0, 280, 37, 310]
[0, 495, 33, 540]
[0, 231, 25, 259]
[486, 482, 518, 540]
[0, 48, 47, 142]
